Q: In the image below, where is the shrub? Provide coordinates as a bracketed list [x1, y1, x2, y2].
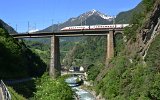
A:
[34, 73, 73, 100]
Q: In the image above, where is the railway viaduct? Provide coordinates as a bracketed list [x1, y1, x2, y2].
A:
[11, 28, 124, 78]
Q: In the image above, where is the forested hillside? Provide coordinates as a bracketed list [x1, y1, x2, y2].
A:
[0, 20, 47, 99]
[115, 1, 144, 24]
[61, 0, 160, 99]
[93, 0, 160, 99]
[0, 26, 46, 79]
[62, 36, 106, 67]
[2, 0, 159, 99]
[24, 40, 50, 65]
[0, 20, 74, 99]
[0, 19, 17, 34]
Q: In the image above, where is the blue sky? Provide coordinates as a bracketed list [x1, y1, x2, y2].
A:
[0, 0, 141, 32]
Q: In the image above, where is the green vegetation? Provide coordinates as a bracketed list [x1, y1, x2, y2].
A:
[143, 0, 155, 12]
[25, 39, 77, 66]
[114, 33, 125, 56]
[83, 33, 124, 81]
[62, 33, 125, 81]
[115, 2, 144, 24]
[34, 73, 73, 100]
[60, 41, 76, 63]
[0, 22, 47, 99]
[124, 0, 155, 42]
[95, 54, 160, 99]
[62, 36, 106, 67]
[92, 0, 160, 99]
[0, 28, 46, 79]
[24, 40, 50, 65]
[8, 86, 26, 100]
[87, 64, 104, 81]
[124, 12, 145, 41]
[9, 79, 36, 98]
[145, 33, 160, 73]
[0, 0, 158, 99]
[93, 32, 160, 99]
[115, 0, 155, 24]
[7, 74, 73, 99]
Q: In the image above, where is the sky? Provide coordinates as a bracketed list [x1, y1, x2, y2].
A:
[0, 0, 141, 32]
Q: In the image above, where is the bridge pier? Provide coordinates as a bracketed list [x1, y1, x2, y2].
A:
[50, 35, 61, 78]
[106, 30, 114, 64]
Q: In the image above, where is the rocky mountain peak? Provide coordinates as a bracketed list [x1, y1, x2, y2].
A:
[41, 10, 114, 32]
[86, 9, 98, 16]
[79, 9, 113, 21]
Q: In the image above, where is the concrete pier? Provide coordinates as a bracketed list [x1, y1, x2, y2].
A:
[50, 35, 61, 78]
[106, 30, 114, 63]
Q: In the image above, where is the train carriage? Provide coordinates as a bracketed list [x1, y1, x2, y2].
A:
[61, 24, 129, 31]
[61, 26, 89, 31]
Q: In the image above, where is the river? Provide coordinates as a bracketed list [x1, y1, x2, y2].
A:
[65, 76, 96, 100]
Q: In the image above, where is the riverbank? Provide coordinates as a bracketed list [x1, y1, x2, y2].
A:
[65, 77, 96, 100]
[81, 81, 105, 100]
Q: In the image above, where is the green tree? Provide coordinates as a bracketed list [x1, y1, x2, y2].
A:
[143, 0, 155, 12]
[34, 73, 73, 100]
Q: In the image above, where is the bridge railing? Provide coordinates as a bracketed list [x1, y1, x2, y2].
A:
[1, 80, 11, 100]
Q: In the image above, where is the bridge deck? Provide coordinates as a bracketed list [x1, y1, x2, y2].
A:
[10, 29, 124, 38]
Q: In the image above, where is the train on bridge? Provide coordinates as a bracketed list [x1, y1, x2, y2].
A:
[61, 24, 129, 31]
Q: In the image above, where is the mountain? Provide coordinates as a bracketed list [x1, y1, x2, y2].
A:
[41, 9, 114, 32]
[115, 1, 144, 24]
[61, 1, 145, 69]
[34, 10, 114, 43]
[0, 19, 17, 34]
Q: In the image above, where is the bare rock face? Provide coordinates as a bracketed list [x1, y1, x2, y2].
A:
[127, 1, 160, 59]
